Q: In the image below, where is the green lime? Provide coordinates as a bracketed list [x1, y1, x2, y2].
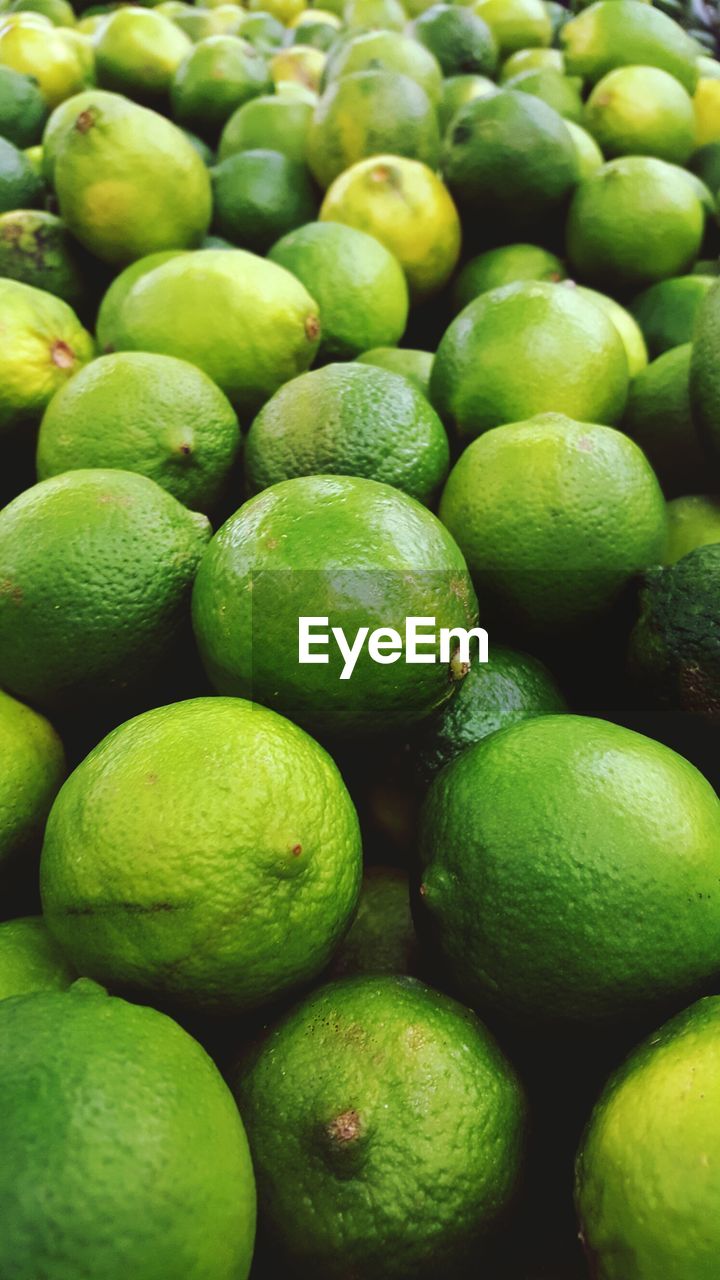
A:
[0, 133, 43, 211]
[327, 867, 420, 978]
[41, 88, 117, 186]
[571, 282, 648, 377]
[627, 544, 720, 723]
[268, 220, 408, 360]
[665, 494, 720, 563]
[577, 996, 720, 1280]
[442, 89, 579, 231]
[244, 362, 449, 503]
[0, 986, 256, 1278]
[307, 70, 440, 190]
[431, 282, 629, 444]
[419, 714, 720, 1024]
[0, 209, 94, 316]
[95, 249, 187, 351]
[211, 149, 317, 252]
[561, 0, 700, 93]
[474, 0, 551, 55]
[171, 35, 271, 138]
[0, 917, 74, 999]
[690, 140, 720, 195]
[412, 4, 498, 78]
[452, 242, 566, 314]
[584, 64, 696, 164]
[439, 412, 665, 631]
[0, 278, 94, 437]
[192, 474, 478, 734]
[236, 975, 526, 1276]
[623, 344, 705, 497]
[51, 91, 212, 266]
[631, 273, 716, 356]
[411, 643, 566, 784]
[110, 248, 321, 418]
[565, 117, 605, 178]
[320, 154, 461, 299]
[0, 689, 64, 876]
[41, 697, 362, 1011]
[94, 8, 192, 103]
[36, 352, 241, 514]
[0, 470, 210, 713]
[566, 157, 705, 291]
[689, 279, 720, 464]
[499, 45, 563, 80]
[291, 11, 340, 50]
[7, 0, 75, 24]
[436, 71, 496, 132]
[236, 9, 286, 51]
[0, 63, 47, 146]
[504, 65, 584, 122]
[356, 346, 432, 394]
[218, 93, 312, 162]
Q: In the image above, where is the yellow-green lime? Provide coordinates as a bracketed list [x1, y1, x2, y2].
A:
[211, 149, 317, 252]
[693, 76, 720, 146]
[236, 976, 526, 1277]
[343, 0, 406, 31]
[244, 362, 449, 503]
[560, 0, 700, 93]
[192, 474, 478, 734]
[630, 274, 716, 356]
[0, 917, 74, 999]
[584, 64, 696, 164]
[356, 346, 432, 395]
[474, 0, 551, 55]
[0, 278, 94, 437]
[504, 66, 584, 122]
[36, 352, 241, 514]
[320, 154, 462, 299]
[437, 71, 496, 132]
[571, 282, 648, 376]
[438, 412, 666, 630]
[0, 985, 256, 1279]
[565, 117, 605, 178]
[419, 714, 720, 1024]
[665, 494, 720, 563]
[93, 8, 192, 103]
[0, 470, 210, 713]
[623, 344, 706, 497]
[452, 242, 566, 314]
[95, 249, 187, 352]
[0, 689, 65, 875]
[0, 22, 87, 106]
[566, 157, 705, 290]
[269, 44, 326, 93]
[430, 281, 629, 444]
[323, 29, 443, 104]
[40, 697, 362, 1012]
[41, 87, 116, 185]
[499, 45, 563, 80]
[269, 220, 408, 360]
[218, 93, 313, 162]
[412, 4, 498, 78]
[109, 248, 321, 418]
[170, 35, 272, 138]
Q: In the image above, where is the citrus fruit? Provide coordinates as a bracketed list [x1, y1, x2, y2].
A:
[664, 495, 720, 564]
[566, 157, 705, 290]
[211, 149, 317, 252]
[356, 346, 432, 394]
[631, 273, 716, 357]
[560, 0, 700, 93]
[0, 917, 74, 998]
[430, 282, 630, 444]
[436, 70, 496, 131]
[623, 345, 705, 497]
[94, 8, 192, 103]
[173, 5, 244, 39]
[565, 117, 604, 178]
[452, 243, 566, 314]
[576, 995, 720, 1280]
[40, 697, 362, 1012]
[693, 76, 720, 147]
[504, 65, 584, 122]
[36, 352, 241, 514]
[419, 713, 720, 1024]
[109, 248, 321, 418]
[442, 89, 579, 232]
[0, 985, 256, 1279]
[268, 220, 408, 360]
[697, 52, 720, 81]
[192, 474, 478, 734]
[0, 62, 47, 145]
[499, 45, 563, 80]
[0, 469, 210, 713]
[0, 689, 65, 876]
[412, 4, 498, 78]
[584, 64, 695, 164]
[627, 544, 720, 723]
[171, 35, 271, 138]
[327, 867, 420, 978]
[571, 283, 648, 377]
[474, 0, 551, 55]
[50, 91, 212, 265]
[236, 975, 526, 1278]
[244, 362, 449, 503]
[0, 209, 95, 316]
[40, 86, 116, 185]
[320, 154, 462, 299]
[0, 134, 43, 210]
[438, 412, 665, 630]
[343, 0, 406, 30]
[269, 44, 326, 91]
[218, 93, 313, 162]
[9, 0, 75, 25]
[236, 9, 286, 51]
[411, 643, 566, 784]
[95, 249, 186, 351]
[291, 10, 341, 51]
[689, 279, 720, 464]
[0, 278, 94, 437]
[247, 0, 305, 23]
[0, 22, 87, 107]
[324, 29, 443, 104]
[307, 70, 440, 189]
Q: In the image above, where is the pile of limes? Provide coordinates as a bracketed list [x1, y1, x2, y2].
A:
[0, 0, 720, 1276]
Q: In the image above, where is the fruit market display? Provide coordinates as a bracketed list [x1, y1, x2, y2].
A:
[1, 0, 720, 1276]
